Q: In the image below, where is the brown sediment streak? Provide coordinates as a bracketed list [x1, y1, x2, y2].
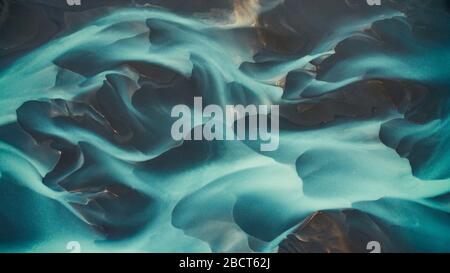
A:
[231, 0, 261, 27]
[230, 0, 285, 27]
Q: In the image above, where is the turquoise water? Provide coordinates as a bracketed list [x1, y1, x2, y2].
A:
[0, 1, 449, 252]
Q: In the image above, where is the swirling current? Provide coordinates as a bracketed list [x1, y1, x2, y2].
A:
[0, 0, 449, 252]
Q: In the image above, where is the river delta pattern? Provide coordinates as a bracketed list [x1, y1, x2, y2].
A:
[0, 0, 449, 252]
